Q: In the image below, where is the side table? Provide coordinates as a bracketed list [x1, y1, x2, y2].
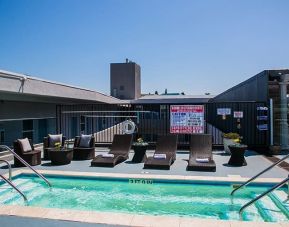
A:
[48, 148, 74, 165]
[132, 145, 148, 163]
[228, 145, 247, 166]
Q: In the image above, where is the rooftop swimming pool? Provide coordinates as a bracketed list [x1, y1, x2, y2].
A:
[0, 174, 288, 222]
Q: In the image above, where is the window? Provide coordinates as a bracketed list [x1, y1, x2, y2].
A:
[80, 116, 85, 132]
[22, 120, 34, 140]
[120, 85, 124, 91]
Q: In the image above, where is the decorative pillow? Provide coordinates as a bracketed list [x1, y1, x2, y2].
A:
[48, 134, 62, 148]
[79, 134, 92, 148]
[18, 138, 32, 152]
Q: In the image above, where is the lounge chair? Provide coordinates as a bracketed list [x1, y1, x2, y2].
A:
[91, 134, 133, 167]
[13, 138, 41, 167]
[144, 135, 178, 170]
[187, 134, 216, 172]
[73, 135, 95, 160]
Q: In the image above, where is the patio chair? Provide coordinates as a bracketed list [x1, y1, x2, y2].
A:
[187, 134, 216, 172]
[43, 134, 66, 160]
[144, 134, 178, 170]
[91, 134, 133, 167]
[13, 138, 41, 167]
[73, 135, 95, 160]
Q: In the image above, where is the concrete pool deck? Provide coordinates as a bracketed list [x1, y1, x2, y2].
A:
[0, 149, 289, 226]
[1, 149, 287, 178]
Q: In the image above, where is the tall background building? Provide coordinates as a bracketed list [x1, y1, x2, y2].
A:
[110, 59, 141, 100]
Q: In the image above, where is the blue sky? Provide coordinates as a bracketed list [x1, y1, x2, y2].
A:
[0, 0, 289, 96]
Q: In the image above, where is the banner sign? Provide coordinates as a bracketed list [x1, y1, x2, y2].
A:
[170, 105, 204, 134]
[233, 111, 243, 118]
[217, 108, 231, 115]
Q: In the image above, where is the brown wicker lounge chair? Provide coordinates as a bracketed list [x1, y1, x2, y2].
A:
[43, 134, 66, 160]
[187, 134, 216, 172]
[144, 135, 178, 170]
[13, 139, 41, 167]
[73, 135, 95, 160]
[91, 134, 133, 167]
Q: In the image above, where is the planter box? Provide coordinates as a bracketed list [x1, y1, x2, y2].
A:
[223, 138, 235, 154]
[269, 145, 281, 155]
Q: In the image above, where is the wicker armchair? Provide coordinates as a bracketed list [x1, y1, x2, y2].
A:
[73, 136, 95, 160]
[13, 139, 41, 167]
[43, 135, 66, 160]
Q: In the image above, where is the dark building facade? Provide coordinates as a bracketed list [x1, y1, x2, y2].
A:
[211, 69, 289, 149]
[110, 60, 141, 100]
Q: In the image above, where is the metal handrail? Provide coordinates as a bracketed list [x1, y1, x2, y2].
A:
[231, 153, 289, 196]
[0, 174, 27, 203]
[0, 145, 52, 188]
[0, 159, 12, 181]
[239, 175, 289, 220]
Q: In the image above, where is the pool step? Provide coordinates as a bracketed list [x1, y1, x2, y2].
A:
[0, 179, 42, 204]
[270, 191, 289, 219]
[253, 192, 288, 222]
[0, 182, 39, 204]
[0, 178, 32, 197]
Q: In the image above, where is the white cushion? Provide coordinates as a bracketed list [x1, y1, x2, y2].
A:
[153, 154, 166, 159]
[196, 158, 209, 163]
[79, 134, 92, 148]
[18, 138, 32, 152]
[102, 153, 114, 158]
[48, 134, 62, 147]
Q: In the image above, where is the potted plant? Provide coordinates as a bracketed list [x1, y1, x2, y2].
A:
[133, 137, 149, 147]
[54, 142, 62, 151]
[223, 133, 240, 154]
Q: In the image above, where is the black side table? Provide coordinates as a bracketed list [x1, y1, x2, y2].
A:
[228, 145, 247, 166]
[132, 145, 148, 163]
[49, 148, 74, 165]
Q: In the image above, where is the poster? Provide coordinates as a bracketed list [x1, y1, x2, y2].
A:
[170, 105, 204, 134]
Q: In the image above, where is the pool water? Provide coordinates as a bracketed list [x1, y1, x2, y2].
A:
[0, 174, 288, 222]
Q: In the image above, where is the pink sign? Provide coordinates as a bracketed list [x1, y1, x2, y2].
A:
[170, 105, 204, 134]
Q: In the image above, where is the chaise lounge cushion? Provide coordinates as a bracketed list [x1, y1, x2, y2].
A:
[17, 138, 32, 152]
[79, 134, 92, 148]
[48, 134, 63, 147]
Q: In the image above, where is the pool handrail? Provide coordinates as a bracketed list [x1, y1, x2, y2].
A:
[0, 145, 52, 188]
[231, 153, 289, 196]
[0, 174, 28, 203]
[239, 175, 289, 220]
[0, 159, 12, 181]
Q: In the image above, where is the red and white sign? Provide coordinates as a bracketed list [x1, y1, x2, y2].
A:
[170, 105, 204, 134]
[233, 111, 243, 118]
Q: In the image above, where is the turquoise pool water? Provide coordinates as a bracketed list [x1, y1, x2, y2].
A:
[0, 174, 288, 222]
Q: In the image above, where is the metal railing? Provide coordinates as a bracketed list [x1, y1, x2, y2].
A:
[0, 159, 12, 181]
[239, 175, 289, 220]
[0, 174, 27, 203]
[0, 145, 52, 188]
[231, 153, 289, 196]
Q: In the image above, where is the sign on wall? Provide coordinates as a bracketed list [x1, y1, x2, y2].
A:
[233, 111, 243, 118]
[217, 108, 231, 115]
[170, 105, 204, 134]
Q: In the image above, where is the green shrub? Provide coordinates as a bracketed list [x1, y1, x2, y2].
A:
[223, 132, 240, 139]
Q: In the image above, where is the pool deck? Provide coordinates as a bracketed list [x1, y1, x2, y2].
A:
[1, 149, 289, 227]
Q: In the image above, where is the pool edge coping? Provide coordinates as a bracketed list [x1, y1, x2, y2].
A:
[0, 169, 288, 227]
